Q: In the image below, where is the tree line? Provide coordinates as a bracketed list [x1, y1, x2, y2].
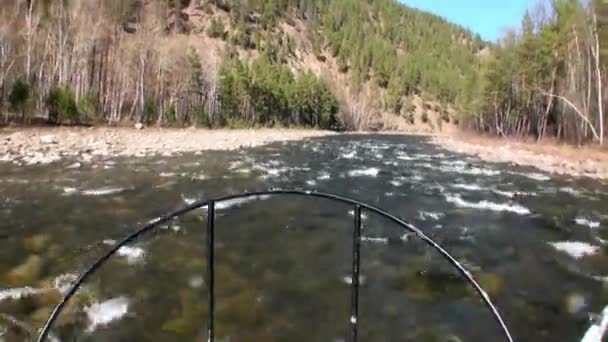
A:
[0, 0, 340, 129]
[461, 0, 608, 145]
[0, 0, 487, 130]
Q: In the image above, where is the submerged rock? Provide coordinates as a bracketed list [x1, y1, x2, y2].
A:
[391, 268, 469, 302]
[31, 288, 62, 308]
[564, 293, 587, 315]
[39, 135, 58, 145]
[5, 255, 44, 287]
[475, 272, 505, 298]
[162, 289, 207, 336]
[23, 234, 51, 253]
[217, 289, 261, 327]
[30, 306, 53, 327]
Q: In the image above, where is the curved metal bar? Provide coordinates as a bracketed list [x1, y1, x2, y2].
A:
[37, 189, 514, 342]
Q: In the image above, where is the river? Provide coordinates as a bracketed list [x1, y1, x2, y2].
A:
[1, 135, 607, 341]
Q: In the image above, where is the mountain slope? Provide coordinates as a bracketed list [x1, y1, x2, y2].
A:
[0, 0, 485, 131]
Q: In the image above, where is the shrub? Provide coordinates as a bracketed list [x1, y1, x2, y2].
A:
[421, 111, 429, 123]
[165, 103, 177, 124]
[406, 112, 415, 124]
[8, 78, 30, 120]
[441, 111, 451, 123]
[195, 104, 211, 127]
[143, 97, 157, 123]
[207, 18, 225, 39]
[77, 93, 99, 120]
[47, 86, 79, 123]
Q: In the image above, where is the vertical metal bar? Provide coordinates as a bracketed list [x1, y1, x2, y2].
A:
[207, 201, 215, 342]
[350, 204, 362, 342]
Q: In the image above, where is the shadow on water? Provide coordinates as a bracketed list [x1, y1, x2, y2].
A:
[1, 134, 608, 341]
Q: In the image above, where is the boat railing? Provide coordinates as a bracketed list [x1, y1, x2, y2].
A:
[36, 189, 514, 342]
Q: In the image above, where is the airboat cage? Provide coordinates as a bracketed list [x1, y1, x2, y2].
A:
[37, 189, 514, 342]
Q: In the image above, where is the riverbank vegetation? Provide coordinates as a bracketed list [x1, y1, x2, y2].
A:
[462, 0, 608, 145]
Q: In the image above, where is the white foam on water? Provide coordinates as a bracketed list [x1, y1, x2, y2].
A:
[233, 168, 251, 174]
[418, 162, 500, 176]
[103, 240, 145, 264]
[85, 296, 129, 332]
[560, 187, 583, 196]
[341, 275, 366, 285]
[0, 273, 79, 303]
[348, 168, 379, 177]
[550, 241, 600, 259]
[361, 236, 389, 244]
[188, 275, 204, 289]
[117, 246, 144, 264]
[413, 153, 434, 160]
[441, 159, 468, 167]
[411, 174, 425, 182]
[81, 187, 125, 196]
[306, 180, 317, 186]
[390, 179, 404, 187]
[418, 211, 445, 221]
[513, 171, 551, 181]
[259, 167, 290, 179]
[191, 173, 207, 180]
[492, 189, 516, 198]
[159, 172, 176, 178]
[0, 287, 39, 302]
[317, 172, 331, 180]
[348, 209, 369, 220]
[444, 193, 531, 215]
[395, 153, 416, 161]
[341, 151, 357, 159]
[53, 273, 78, 294]
[216, 195, 271, 210]
[452, 183, 483, 191]
[62, 187, 78, 195]
[575, 217, 601, 229]
[182, 195, 197, 205]
[442, 165, 500, 176]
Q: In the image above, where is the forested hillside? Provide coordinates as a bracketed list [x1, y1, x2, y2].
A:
[465, 0, 608, 145]
[0, 0, 484, 131]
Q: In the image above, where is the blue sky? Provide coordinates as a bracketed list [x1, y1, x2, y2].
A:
[400, 0, 534, 42]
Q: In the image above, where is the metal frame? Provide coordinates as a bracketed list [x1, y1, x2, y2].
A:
[37, 189, 514, 342]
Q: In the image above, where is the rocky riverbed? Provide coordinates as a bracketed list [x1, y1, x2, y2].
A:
[432, 135, 608, 180]
[0, 127, 335, 166]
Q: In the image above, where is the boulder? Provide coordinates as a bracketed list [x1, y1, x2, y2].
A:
[39, 135, 57, 145]
[5, 255, 44, 286]
[66, 162, 81, 169]
[564, 293, 587, 315]
[23, 234, 51, 253]
[134, 122, 145, 130]
[476, 272, 505, 298]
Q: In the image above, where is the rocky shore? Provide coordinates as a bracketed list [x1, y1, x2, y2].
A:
[0, 127, 335, 166]
[432, 134, 608, 180]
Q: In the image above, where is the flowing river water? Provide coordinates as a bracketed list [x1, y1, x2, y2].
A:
[1, 135, 608, 341]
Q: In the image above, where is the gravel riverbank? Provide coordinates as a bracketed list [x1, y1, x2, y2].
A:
[432, 134, 608, 180]
[0, 127, 335, 166]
